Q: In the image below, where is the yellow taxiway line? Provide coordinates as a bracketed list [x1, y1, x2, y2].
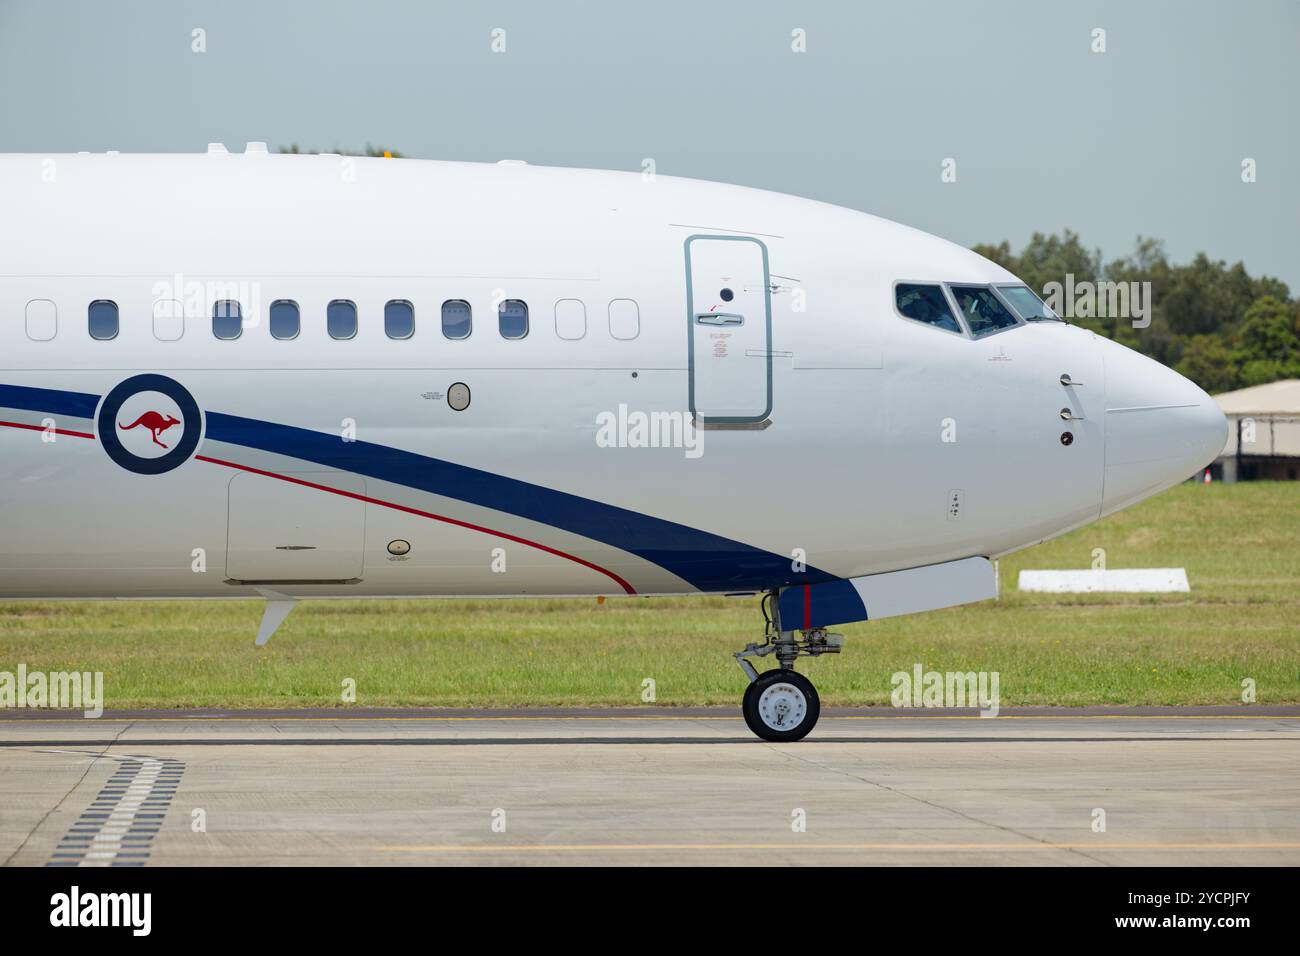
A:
[4, 713, 1298, 722]
[379, 841, 1300, 853]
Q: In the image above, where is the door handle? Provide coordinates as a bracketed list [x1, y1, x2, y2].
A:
[1060, 373, 1084, 387]
[696, 313, 743, 326]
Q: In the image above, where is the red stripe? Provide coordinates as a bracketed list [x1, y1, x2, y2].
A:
[194, 454, 637, 595]
[0, 419, 95, 440]
[803, 584, 812, 631]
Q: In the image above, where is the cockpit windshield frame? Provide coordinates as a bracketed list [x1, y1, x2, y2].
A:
[944, 283, 1022, 340]
[891, 281, 1067, 340]
[992, 283, 1065, 324]
[892, 280, 970, 338]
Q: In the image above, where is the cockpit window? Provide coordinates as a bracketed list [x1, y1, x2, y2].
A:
[998, 285, 1062, 322]
[948, 285, 1019, 337]
[895, 283, 962, 334]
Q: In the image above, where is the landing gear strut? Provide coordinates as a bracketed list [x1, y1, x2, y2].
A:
[734, 592, 843, 742]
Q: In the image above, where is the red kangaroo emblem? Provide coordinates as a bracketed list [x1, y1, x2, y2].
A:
[118, 411, 181, 449]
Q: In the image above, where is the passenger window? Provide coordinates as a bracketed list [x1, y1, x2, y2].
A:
[25, 299, 57, 341]
[88, 300, 119, 340]
[328, 299, 357, 340]
[153, 299, 184, 341]
[608, 299, 640, 340]
[213, 300, 242, 340]
[949, 285, 1019, 337]
[385, 299, 415, 339]
[441, 300, 471, 339]
[554, 299, 586, 340]
[895, 283, 961, 334]
[498, 299, 528, 339]
[270, 300, 300, 340]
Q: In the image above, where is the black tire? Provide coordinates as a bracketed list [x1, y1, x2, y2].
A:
[740, 674, 768, 721]
[742, 669, 820, 742]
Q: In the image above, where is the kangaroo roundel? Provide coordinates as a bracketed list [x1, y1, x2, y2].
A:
[97, 374, 203, 475]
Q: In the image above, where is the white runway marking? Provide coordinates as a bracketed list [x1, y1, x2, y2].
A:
[40, 752, 184, 868]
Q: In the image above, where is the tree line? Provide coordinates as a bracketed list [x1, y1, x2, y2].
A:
[973, 232, 1300, 394]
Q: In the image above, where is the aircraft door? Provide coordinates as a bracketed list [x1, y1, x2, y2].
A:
[224, 472, 366, 584]
[686, 236, 772, 425]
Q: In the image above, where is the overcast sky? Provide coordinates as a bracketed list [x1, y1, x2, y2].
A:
[2, 0, 1296, 290]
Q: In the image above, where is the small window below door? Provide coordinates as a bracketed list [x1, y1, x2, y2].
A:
[608, 299, 640, 340]
[25, 300, 57, 341]
[554, 299, 586, 340]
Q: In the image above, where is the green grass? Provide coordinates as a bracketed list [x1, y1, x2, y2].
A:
[1, 483, 1297, 709]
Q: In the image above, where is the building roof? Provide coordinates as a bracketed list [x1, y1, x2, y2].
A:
[1213, 379, 1300, 416]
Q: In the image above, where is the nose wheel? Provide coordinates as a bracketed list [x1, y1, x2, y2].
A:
[742, 669, 821, 742]
[733, 592, 840, 742]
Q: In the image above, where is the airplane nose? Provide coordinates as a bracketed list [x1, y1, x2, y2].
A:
[1101, 340, 1228, 515]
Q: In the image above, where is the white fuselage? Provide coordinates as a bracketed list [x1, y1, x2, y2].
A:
[0, 152, 1225, 611]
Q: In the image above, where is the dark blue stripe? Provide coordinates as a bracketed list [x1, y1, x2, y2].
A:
[0, 380, 841, 592]
[0, 383, 99, 419]
[778, 580, 868, 629]
[204, 411, 837, 592]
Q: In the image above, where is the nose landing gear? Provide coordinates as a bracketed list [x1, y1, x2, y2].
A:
[734, 593, 842, 742]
